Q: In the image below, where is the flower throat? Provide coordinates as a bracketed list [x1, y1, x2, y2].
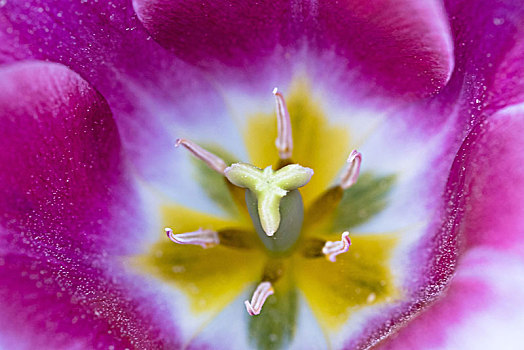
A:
[169, 88, 362, 316]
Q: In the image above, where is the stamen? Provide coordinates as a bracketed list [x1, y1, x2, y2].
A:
[244, 281, 274, 316]
[322, 231, 351, 262]
[165, 227, 219, 249]
[273, 88, 293, 160]
[340, 150, 362, 189]
[175, 138, 227, 174]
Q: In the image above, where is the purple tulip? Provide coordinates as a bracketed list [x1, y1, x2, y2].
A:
[1, 1, 524, 349]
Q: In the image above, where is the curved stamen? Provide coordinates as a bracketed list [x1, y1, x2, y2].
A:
[175, 138, 227, 174]
[340, 150, 362, 189]
[273, 88, 293, 160]
[322, 231, 351, 262]
[245, 281, 274, 316]
[165, 227, 219, 249]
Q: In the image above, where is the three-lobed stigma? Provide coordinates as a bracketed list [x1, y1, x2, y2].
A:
[224, 163, 313, 236]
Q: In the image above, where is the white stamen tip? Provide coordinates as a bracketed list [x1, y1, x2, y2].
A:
[273, 88, 293, 160]
[175, 138, 227, 174]
[244, 281, 274, 316]
[322, 231, 351, 262]
[340, 150, 362, 189]
[166, 227, 219, 249]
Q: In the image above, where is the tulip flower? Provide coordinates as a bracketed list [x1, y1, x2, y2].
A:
[1, 0, 524, 349]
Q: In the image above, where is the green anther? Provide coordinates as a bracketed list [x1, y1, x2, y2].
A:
[224, 163, 314, 236]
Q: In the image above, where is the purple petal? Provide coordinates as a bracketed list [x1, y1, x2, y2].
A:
[314, 0, 454, 98]
[0, 251, 179, 349]
[0, 0, 236, 203]
[134, 0, 453, 98]
[443, 0, 524, 124]
[453, 105, 524, 255]
[379, 250, 524, 350]
[375, 104, 524, 349]
[0, 61, 143, 255]
[133, 0, 295, 68]
[0, 61, 181, 348]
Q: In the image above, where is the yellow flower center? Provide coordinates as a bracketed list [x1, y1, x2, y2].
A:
[133, 79, 400, 349]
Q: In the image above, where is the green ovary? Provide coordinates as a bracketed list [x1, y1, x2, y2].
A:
[134, 79, 399, 349]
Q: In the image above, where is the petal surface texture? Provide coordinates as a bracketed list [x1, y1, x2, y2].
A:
[0, 61, 175, 349]
[133, 0, 454, 98]
[378, 105, 524, 349]
[0, 61, 139, 253]
[1, 0, 524, 349]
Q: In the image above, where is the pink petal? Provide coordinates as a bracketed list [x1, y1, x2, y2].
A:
[456, 106, 524, 254]
[444, 0, 524, 124]
[134, 0, 453, 98]
[314, 0, 454, 98]
[0, 61, 144, 254]
[0, 0, 234, 202]
[379, 250, 524, 350]
[0, 251, 179, 349]
[377, 104, 524, 348]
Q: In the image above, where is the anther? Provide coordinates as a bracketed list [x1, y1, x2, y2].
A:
[273, 88, 293, 160]
[244, 281, 274, 316]
[340, 150, 362, 189]
[322, 231, 351, 262]
[165, 227, 220, 249]
[175, 138, 227, 174]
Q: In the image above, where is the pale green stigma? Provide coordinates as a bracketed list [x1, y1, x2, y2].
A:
[224, 163, 314, 236]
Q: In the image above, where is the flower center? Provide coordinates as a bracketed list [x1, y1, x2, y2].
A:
[171, 88, 364, 314]
[134, 79, 400, 349]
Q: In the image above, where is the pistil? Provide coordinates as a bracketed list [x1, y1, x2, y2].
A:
[224, 163, 313, 236]
[244, 281, 274, 316]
